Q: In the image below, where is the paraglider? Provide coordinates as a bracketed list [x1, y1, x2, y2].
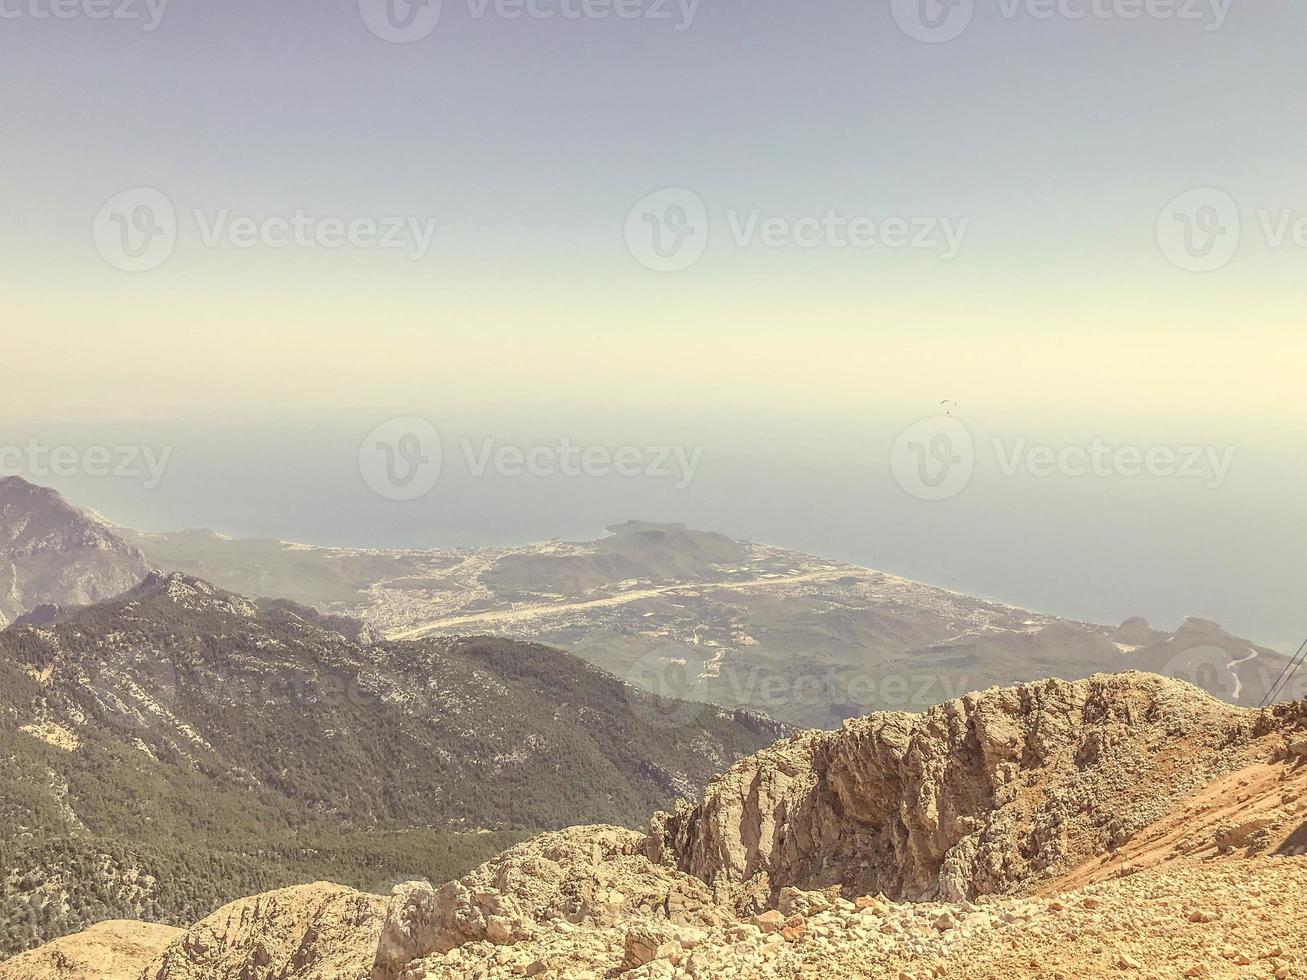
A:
[940, 399, 958, 416]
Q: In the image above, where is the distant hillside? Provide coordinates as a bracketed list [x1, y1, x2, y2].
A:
[0, 574, 785, 958]
[0, 477, 150, 628]
[121, 519, 1298, 727]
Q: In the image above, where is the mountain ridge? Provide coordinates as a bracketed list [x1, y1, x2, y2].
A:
[0, 476, 152, 628]
[0, 570, 786, 958]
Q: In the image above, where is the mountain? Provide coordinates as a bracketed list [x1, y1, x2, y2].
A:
[0, 477, 151, 628]
[648, 672, 1268, 904]
[13, 672, 1307, 980]
[0, 573, 786, 958]
[120, 518, 1298, 727]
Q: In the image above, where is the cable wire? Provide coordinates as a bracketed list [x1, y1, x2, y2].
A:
[1259, 637, 1307, 709]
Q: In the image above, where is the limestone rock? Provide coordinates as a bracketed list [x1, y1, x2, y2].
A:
[140, 882, 386, 980]
[650, 673, 1261, 908]
[374, 825, 721, 974]
[0, 921, 181, 980]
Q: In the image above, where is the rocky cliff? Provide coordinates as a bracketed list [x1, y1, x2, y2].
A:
[648, 673, 1268, 908]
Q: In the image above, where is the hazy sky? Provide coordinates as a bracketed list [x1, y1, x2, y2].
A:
[2, 0, 1305, 424]
[2, 1, 1304, 649]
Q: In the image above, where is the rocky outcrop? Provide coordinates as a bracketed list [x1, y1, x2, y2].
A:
[21, 842, 1307, 980]
[394, 857, 1307, 980]
[0, 921, 181, 980]
[0, 477, 151, 627]
[648, 673, 1266, 907]
[141, 883, 387, 980]
[374, 827, 722, 976]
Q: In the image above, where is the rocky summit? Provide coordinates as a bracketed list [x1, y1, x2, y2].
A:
[0, 476, 151, 629]
[6, 671, 1307, 979]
